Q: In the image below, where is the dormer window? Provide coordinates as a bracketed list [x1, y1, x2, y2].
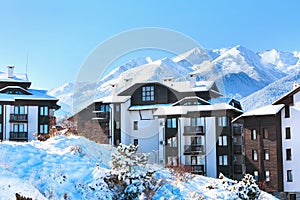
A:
[142, 85, 154, 101]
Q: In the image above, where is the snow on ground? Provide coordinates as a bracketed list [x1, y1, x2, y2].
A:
[0, 136, 277, 199]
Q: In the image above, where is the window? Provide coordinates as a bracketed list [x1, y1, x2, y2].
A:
[0, 105, 2, 115]
[265, 171, 270, 182]
[168, 137, 177, 147]
[286, 127, 291, 139]
[14, 106, 26, 114]
[40, 106, 49, 116]
[191, 156, 197, 165]
[0, 123, 2, 133]
[287, 170, 293, 182]
[191, 117, 204, 126]
[285, 105, 290, 118]
[264, 149, 270, 160]
[217, 116, 227, 127]
[133, 121, 138, 130]
[191, 137, 203, 145]
[115, 104, 120, 112]
[166, 118, 177, 128]
[39, 124, 49, 134]
[254, 171, 259, 181]
[252, 150, 258, 161]
[100, 105, 110, 112]
[133, 139, 138, 146]
[218, 136, 227, 146]
[219, 155, 228, 166]
[142, 85, 154, 101]
[263, 128, 268, 139]
[115, 121, 120, 129]
[286, 148, 292, 160]
[12, 123, 26, 133]
[251, 129, 257, 140]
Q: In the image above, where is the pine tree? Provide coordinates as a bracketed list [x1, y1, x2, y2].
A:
[107, 143, 155, 199]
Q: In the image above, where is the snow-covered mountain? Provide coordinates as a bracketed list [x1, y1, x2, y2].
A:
[49, 45, 300, 117]
[259, 49, 300, 73]
[241, 72, 300, 111]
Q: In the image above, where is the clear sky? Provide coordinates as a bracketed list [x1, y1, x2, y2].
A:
[0, 0, 299, 90]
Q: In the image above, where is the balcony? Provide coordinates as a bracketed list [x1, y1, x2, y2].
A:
[186, 165, 205, 175]
[233, 145, 243, 154]
[183, 126, 204, 136]
[234, 164, 243, 174]
[10, 132, 28, 140]
[184, 145, 205, 155]
[10, 114, 28, 122]
[233, 126, 242, 135]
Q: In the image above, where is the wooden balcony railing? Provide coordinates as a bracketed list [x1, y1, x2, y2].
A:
[183, 126, 204, 135]
[10, 114, 28, 122]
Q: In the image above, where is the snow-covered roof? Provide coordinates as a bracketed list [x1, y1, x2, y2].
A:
[129, 104, 171, 111]
[162, 80, 216, 93]
[0, 89, 58, 102]
[172, 96, 210, 106]
[272, 85, 300, 105]
[94, 95, 131, 103]
[232, 104, 284, 122]
[153, 103, 242, 116]
[0, 71, 29, 82]
[118, 80, 222, 97]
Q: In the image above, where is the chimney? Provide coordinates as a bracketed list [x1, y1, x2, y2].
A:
[110, 83, 117, 97]
[7, 66, 15, 78]
[189, 73, 197, 88]
[162, 77, 174, 82]
[293, 81, 300, 89]
[123, 78, 133, 87]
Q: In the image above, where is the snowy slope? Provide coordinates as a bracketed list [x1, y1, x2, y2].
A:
[241, 72, 300, 111]
[0, 136, 277, 199]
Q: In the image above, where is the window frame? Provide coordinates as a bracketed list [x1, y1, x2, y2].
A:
[141, 85, 155, 102]
[286, 127, 291, 139]
[286, 148, 292, 160]
[287, 170, 293, 182]
[133, 121, 138, 131]
[252, 149, 258, 161]
[264, 149, 270, 160]
[251, 129, 257, 140]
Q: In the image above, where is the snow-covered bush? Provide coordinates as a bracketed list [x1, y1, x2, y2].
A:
[105, 143, 156, 199]
[188, 191, 205, 200]
[235, 174, 260, 200]
[169, 166, 195, 183]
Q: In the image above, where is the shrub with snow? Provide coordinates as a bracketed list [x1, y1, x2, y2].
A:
[235, 174, 260, 200]
[105, 143, 156, 199]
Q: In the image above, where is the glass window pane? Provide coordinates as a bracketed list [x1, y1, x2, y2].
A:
[20, 106, 25, 114]
[223, 136, 227, 146]
[172, 118, 177, 128]
[219, 156, 223, 165]
[223, 155, 228, 166]
[218, 136, 223, 146]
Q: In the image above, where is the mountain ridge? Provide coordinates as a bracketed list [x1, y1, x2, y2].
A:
[49, 45, 300, 117]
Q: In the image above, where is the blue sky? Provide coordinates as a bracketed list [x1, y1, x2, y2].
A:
[0, 0, 299, 90]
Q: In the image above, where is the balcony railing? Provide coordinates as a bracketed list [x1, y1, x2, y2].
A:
[234, 164, 243, 173]
[10, 114, 28, 122]
[184, 145, 205, 154]
[186, 165, 205, 175]
[233, 145, 243, 154]
[233, 126, 242, 135]
[183, 126, 204, 135]
[10, 132, 28, 140]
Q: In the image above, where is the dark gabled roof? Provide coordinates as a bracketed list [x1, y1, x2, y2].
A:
[117, 81, 222, 97]
[273, 86, 300, 105]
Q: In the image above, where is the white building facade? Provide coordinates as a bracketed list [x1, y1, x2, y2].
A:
[273, 85, 300, 199]
[0, 66, 60, 142]
[93, 79, 244, 179]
